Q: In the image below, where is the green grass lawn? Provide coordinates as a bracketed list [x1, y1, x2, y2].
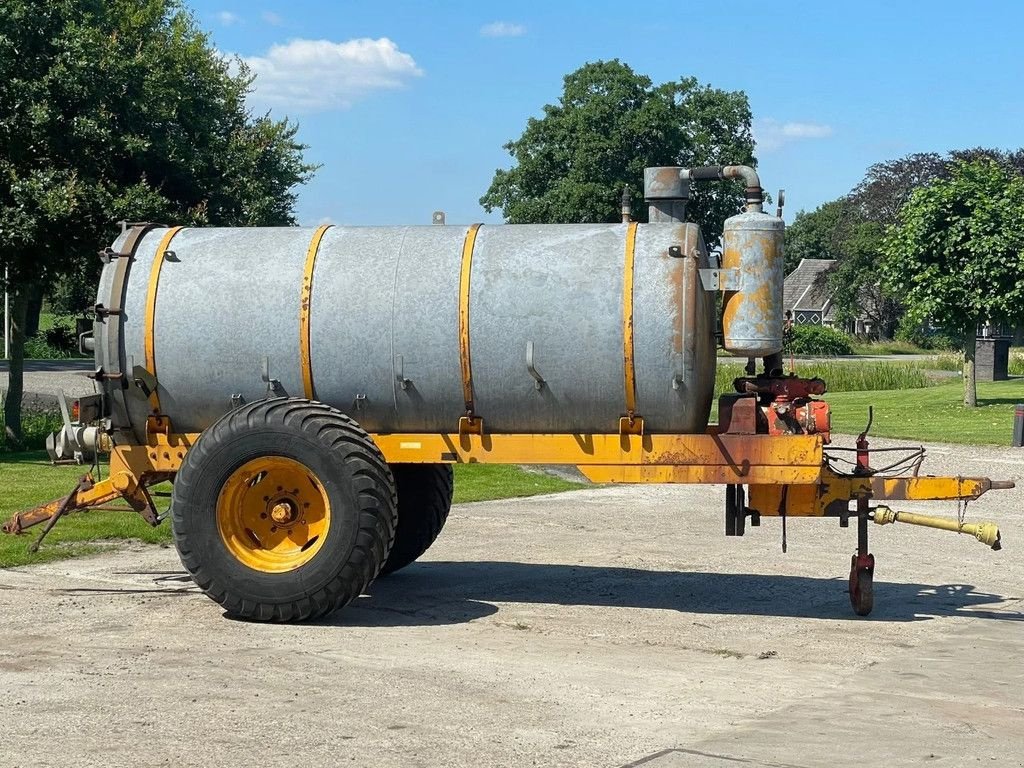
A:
[827, 378, 1023, 445]
[0, 453, 584, 568]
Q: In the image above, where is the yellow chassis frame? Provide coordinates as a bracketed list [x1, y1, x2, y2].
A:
[5, 423, 1003, 535]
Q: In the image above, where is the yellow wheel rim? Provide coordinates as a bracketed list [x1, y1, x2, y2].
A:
[216, 456, 331, 573]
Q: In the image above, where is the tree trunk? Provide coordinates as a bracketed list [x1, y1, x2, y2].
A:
[2, 290, 28, 446]
[24, 283, 44, 338]
[963, 332, 977, 408]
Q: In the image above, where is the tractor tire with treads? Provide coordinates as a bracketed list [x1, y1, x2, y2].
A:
[381, 464, 454, 575]
[171, 398, 397, 622]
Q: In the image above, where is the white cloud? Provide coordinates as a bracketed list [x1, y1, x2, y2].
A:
[237, 37, 423, 112]
[261, 11, 284, 26]
[754, 119, 833, 152]
[480, 21, 526, 37]
[217, 10, 241, 26]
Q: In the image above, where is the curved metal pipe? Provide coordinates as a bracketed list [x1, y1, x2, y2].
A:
[682, 165, 764, 212]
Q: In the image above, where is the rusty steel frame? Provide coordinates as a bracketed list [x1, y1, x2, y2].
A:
[3, 417, 1010, 537]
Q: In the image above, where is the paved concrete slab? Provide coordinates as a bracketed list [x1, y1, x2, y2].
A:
[0, 439, 1022, 767]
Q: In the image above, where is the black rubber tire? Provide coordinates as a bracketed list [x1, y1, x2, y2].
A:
[849, 554, 875, 617]
[380, 464, 453, 575]
[171, 398, 397, 622]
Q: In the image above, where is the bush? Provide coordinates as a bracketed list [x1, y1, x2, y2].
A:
[22, 316, 81, 359]
[24, 335, 74, 360]
[787, 325, 854, 356]
[895, 317, 959, 351]
[0, 405, 62, 453]
[1011, 348, 1024, 376]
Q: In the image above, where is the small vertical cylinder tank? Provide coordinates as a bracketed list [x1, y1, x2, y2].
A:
[721, 210, 785, 357]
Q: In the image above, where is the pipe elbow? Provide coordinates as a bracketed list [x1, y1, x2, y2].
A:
[681, 166, 764, 212]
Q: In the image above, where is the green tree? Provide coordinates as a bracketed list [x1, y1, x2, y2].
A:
[882, 159, 1024, 406]
[0, 0, 315, 444]
[480, 60, 757, 242]
[831, 153, 955, 339]
[783, 199, 847, 275]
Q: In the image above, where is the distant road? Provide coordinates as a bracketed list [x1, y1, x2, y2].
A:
[0, 359, 94, 373]
[1, 359, 96, 408]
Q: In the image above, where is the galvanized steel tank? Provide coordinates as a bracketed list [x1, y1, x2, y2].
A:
[94, 221, 719, 439]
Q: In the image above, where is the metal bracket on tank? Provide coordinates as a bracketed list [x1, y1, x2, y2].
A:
[699, 268, 741, 292]
[395, 355, 412, 391]
[619, 414, 644, 436]
[525, 341, 546, 390]
[261, 357, 285, 397]
[130, 363, 157, 401]
[458, 415, 484, 436]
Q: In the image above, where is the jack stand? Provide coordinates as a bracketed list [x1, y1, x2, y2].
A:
[848, 408, 875, 616]
[849, 505, 875, 616]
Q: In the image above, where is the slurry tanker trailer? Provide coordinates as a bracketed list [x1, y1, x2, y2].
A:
[5, 166, 1012, 621]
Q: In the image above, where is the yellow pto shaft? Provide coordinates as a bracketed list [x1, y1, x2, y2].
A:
[873, 506, 1002, 550]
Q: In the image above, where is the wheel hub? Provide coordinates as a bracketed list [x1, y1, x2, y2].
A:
[270, 499, 298, 525]
[216, 456, 330, 573]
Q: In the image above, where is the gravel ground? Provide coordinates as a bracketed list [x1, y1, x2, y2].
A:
[1, 437, 1022, 767]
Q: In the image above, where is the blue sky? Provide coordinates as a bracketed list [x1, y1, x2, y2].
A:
[192, 0, 1024, 226]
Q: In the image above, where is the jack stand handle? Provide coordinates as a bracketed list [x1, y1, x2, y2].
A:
[857, 406, 874, 445]
[28, 477, 89, 553]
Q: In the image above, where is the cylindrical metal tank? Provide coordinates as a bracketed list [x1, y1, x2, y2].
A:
[94, 222, 718, 439]
[720, 211, 785, 357]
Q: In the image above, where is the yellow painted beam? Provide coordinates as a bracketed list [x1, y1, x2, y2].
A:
[458, 224, 482, 420]
[371, 431, 824, 470]
[579, 464, 823, 485]
[299, 224, 332, 400]
[143, 226, 184, 413]
[622, 221, 639, 428]
[748, 471, 1002, 518]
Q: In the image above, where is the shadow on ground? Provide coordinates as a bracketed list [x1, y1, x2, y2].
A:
[330, 561, 1022, 628]
[35, 561, 1022, 627]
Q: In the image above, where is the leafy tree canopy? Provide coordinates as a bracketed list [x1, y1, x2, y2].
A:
[784, 148, 1024, 339]
[480, 60, 757, 243]
[0, 0, 315, 288]
[783, 199, 847, 275]
[0, 0, 316, 442]
[882, 159, 1024, 335]
[882, 159, 1024, 404]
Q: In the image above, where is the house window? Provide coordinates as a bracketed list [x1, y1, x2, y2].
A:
[794, 310, 822, 325]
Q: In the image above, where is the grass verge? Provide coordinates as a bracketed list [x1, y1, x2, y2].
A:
[826, 379, 1023, 445]
[849, 340, 930, 355]
[715, 361, 934, 395]
[0, 453, 584, 568]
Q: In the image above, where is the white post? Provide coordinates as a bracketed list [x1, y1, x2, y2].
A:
[3, 265, 9, 360]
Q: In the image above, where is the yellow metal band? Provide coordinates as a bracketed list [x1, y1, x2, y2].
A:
[300, 225, 333, 400]
[458, 224, 482, 414]
[622, 222, 639, 417]
[143, 226, 184, 413]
